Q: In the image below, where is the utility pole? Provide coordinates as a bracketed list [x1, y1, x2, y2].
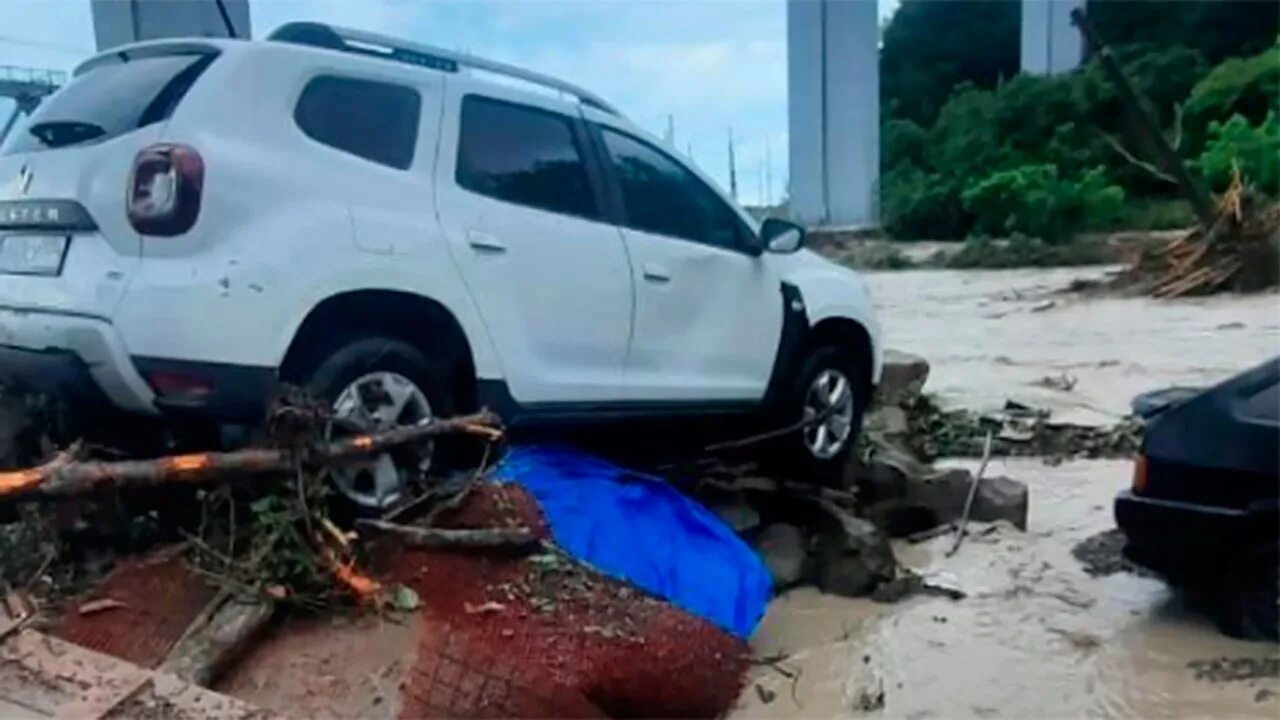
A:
[765, 139, 773, 206]
[664, 114, 675, 147]
[728, 127, 738, 201]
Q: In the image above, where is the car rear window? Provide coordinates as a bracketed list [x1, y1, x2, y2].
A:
[294, 75, 421, 170]
[2, 53, 215, 155]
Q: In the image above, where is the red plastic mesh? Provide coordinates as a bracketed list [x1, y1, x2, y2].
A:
[389, 482, 751, 719]
[55, 551, 218, 668]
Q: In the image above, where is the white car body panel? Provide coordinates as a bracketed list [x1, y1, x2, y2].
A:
[0, 31, 882, 425]
[434, 80, 634, 404]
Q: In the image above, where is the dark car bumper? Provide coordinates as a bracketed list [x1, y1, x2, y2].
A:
[0, 344, 275, 423]
[1115, 490, 1253, 583]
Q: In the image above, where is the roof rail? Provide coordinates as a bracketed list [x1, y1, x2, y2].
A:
[268, 22, 623, 117]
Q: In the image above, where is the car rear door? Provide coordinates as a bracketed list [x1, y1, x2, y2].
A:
[583, 111, 783, 402]
[435, 83, 633, 404]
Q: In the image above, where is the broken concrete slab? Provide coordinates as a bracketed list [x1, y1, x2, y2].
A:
[863, 469, 1030, 535]
[864, 405, 909, 439]
[811, 502, 896, 597]
[878, 350, 930, 406]
[754, 523, 807, 590]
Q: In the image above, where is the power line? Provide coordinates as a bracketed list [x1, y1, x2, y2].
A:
[0, 34, 93, 56]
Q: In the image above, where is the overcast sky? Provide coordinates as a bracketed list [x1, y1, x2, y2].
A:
[1, 0, 899, 206]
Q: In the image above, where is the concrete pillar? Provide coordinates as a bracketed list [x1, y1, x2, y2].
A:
[91, 0, 251, 51]
[1021, 0, 1085, 75]
[786, 0, 879, 229]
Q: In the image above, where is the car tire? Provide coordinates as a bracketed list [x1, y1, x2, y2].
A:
[1213, 544, 1279, 643]
[298, 336, 458, 511]
[774, 345, 868, 485]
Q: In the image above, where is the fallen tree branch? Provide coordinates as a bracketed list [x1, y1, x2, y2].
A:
[0, 411, 502, 500]
[159, 595, 275, 687]
[356, 518, 537, 549]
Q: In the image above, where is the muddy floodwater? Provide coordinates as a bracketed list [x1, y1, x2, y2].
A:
[867, 266, 1279, 425]
[733, 268, 1279, 718]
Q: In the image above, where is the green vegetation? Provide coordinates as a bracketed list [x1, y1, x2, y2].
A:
[877, 0, 1280, 261]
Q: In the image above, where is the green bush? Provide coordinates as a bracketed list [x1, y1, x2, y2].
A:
[1197, 112, 1280, 194]
[883, 118, 928, 170]
[1183, 47, 1280, 153]
[945, 235, 1117, 269]
[881, 164, 970, 240]
[961, 165, 1125, 242]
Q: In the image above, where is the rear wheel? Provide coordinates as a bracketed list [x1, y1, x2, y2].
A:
[776, 346, 867, 483]
[1213, 544, 1279, 643]
[296, 336, 456, 511]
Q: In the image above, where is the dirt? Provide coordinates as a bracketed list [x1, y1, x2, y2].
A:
[1072, 528, 1155, 579]
[216, 613, 422, 719]
[1187, 656, 1280, 684]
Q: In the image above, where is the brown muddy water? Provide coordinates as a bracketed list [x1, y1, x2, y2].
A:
[866, 266, 1280, 425]
[732, 269, 1279, 718]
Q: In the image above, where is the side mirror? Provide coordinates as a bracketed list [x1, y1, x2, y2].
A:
[760, 217, 805, 254]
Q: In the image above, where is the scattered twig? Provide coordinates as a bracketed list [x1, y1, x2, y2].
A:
[76, 598, 126, 616]
[356, 519, 537, 549]
[947, 428, 995, 557]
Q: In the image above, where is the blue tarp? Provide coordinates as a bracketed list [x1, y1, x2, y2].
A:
[495, 445, 771, 639]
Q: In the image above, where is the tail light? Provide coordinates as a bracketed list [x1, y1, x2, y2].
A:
[127, 143, 203, 236]
[1132, 454, 1148, 494]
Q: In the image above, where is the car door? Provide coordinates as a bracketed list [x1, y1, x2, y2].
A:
[585, 114, 784, 402]
[435, 84, 633, 404]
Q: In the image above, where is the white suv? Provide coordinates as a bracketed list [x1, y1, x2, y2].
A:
[0, 23, 882, 506]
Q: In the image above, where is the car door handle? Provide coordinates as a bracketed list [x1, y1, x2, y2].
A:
[466, 231, 507, 254]
[642, 263, 671, 283]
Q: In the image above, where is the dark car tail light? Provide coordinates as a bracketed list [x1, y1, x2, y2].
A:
[127, 143, 203, 236]
[1132, 454, 1149, 494]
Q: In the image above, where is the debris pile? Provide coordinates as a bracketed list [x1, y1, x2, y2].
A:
[0, 392, 757, 718]
[902, 394, 1142, 462]
[1112, 175, 1279, 297]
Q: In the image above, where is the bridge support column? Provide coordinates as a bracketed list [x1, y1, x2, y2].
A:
[1021, 0, 1085, 75]
[786, 0, 879, 229]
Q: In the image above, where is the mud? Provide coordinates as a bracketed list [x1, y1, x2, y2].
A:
[733, 459, 1280, 718]
[1072, 528, 1156, 579]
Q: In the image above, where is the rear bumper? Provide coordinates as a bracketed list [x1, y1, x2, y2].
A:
[0, 307, 277, 421]
[0, 307, 157, 414]
[1114, 490, 1249, 583]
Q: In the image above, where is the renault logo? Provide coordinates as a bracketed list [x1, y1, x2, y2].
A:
[17, 164, 32, 196]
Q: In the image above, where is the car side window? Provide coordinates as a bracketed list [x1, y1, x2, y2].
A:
[456, 95, 598, 220]
[294, 76, 421, 170]
[600, 128, 747, 251]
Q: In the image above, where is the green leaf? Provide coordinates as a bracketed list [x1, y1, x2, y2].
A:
[390, 584, 421, 611]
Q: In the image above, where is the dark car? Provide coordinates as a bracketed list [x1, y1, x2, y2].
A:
[1116, 357, 1279, 642]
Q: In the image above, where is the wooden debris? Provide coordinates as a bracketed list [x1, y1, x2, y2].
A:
[159, 595, 275, 687]
[1114, 173, 1278, 298]
[77, 598, 127, 616]
[0, 411, 502, 501]
[356, 518, 538, 549]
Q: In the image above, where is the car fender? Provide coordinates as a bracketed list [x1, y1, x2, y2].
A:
[781, 261, 883, 384]
[270, 265, 504, 381]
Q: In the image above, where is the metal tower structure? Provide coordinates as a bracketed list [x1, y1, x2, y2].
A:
[0, 66, 64, 146]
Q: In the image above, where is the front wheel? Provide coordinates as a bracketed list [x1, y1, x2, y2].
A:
[776, 346, 867, 483]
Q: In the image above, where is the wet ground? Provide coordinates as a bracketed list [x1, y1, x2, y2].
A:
[735, 460, 1279, 719]
[733, 268, 1279, 718]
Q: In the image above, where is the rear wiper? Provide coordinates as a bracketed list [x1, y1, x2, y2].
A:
[27, 121, 106, 148]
